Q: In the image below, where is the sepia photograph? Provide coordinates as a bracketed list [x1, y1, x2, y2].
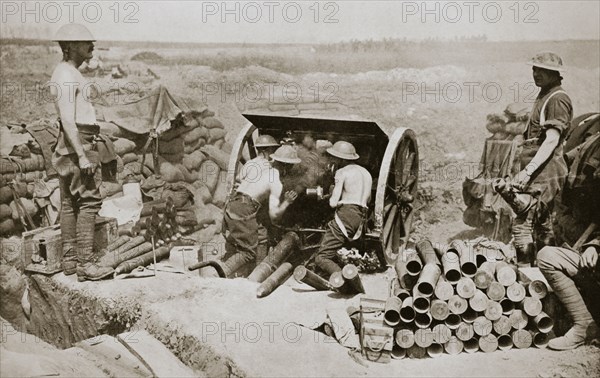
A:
[0, 1, 599, 376]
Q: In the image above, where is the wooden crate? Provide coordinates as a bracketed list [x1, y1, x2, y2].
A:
[360, 297, 393, 363]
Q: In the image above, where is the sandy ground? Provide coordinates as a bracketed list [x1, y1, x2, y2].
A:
[1, 41, 600, 376]
[3, 258, 599, 377]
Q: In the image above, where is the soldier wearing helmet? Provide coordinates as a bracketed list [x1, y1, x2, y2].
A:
[314, 141, 373, 278]
[509, 52, 572, 267]
[216, 138, 299, 278]
[49, 24, 116, 281]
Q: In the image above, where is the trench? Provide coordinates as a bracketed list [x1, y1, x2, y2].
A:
[0, 266, 242, 377]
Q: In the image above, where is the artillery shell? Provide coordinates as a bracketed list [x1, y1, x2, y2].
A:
[256, 262, 294, 298]
[342, 264, 365, 294]
[293, 266, 332, 291]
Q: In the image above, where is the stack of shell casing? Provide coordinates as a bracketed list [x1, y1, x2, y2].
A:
[387, 239, 553, 359]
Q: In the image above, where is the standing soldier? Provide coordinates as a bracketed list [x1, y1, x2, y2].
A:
[512, 52, 572, 265]
[50, 24, 116, 281]
[217, 143, 299, 277]
[314, 141, 373, 278]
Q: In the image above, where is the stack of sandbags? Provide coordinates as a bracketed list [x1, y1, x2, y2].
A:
[485, 103, 530, 142]
[0, 150, 47, 235]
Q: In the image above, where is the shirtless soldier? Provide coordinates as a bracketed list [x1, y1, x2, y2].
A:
[218, 143, 300, 277]
[315, 141, 373, 277]
[50, 24, 116, 281]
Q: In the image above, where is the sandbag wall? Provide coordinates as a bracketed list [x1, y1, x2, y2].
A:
[109, 109, 232, 239]
[0, 150, 47, 236]
[0, 109, 232, 243]
[384, 239, 553, 360]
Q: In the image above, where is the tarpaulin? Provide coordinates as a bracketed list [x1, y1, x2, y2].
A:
[94, 85, 189, 136]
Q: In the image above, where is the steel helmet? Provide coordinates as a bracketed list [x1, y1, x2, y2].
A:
[327, 141, 359, 160]
[255, 134, 280, 148]
[270, 145, 301, 164]
[526, 52, 566, 73]
[53, 23, 95, 42]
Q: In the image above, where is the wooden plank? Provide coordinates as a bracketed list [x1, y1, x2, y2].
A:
[117, 330, 196, 378]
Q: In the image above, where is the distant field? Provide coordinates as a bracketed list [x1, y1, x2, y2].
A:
[2, 38, 598, 73]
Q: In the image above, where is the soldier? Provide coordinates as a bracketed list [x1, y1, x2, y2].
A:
[218, 143, 299, 277]
[538, 133, 599, 350]
[314, 141, 373, 278]
[512, 52, 572, 265]
[50, 24, 116, 281]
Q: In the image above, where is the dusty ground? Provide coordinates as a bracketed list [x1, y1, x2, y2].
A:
[1, 40, 600, 376]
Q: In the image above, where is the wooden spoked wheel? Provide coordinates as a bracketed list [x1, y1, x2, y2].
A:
[375, 128, 419, 265]
[226, 123, 257, 195]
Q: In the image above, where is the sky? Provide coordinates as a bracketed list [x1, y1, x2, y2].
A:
[1, 1, 599, 44]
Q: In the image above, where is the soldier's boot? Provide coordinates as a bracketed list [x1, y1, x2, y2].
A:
[549, 321, 598, 350]
[61, 239, 78, 276]
[75, 205, 113, 281]
[516, 244, 534, 268]
[543, 264, 597, 350]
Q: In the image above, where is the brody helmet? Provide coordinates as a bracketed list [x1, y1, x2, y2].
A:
[255, 134, 280, 148]
[271, 145, 301, 164]
[53, 23, 95, 42]
[327, 141, 359, 160]
[526, 52, 566, 73]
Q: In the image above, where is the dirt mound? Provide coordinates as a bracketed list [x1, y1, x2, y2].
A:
[131, 51, 163, 61]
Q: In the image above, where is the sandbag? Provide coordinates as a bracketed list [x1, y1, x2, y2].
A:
[159, 125, 193, 142]
[486, 114, 507, 134]
[2, 155, 45, 173]
[159, 160, 185, 183]
[123, 162, 153, 178]
[176, 163, 198, 183]
[113, 138, 137, 156]
[200, 145, 230, 171]
[197, 160, 220, 193]
[213, 139, 225, 149]
[175, 209, 198, 227]
[121, 152, 139, 164]
[182, 112, 201, 128]
[184, 138, 206, 154]
[161, 183, 193, 208]
[98, 121, 123, 138]
[0, 204, 12, 220]
[9, 198, 38, 221]
[202, 117, 224, 129]
[503, 122, 527, 135]
[208, 128, 227, 144]
[212, 171, 229, 209]
[504, 103, 529, 122]
[0, 218, 17, 236]
[161, 151, 185, 164]
[0, 187, 13, 204]
[491, 132, 510, 140]
[192, 183, 212, 205]
[183, 126, 209, 145]
[158, 137, 184, 155]
[221, 141, 232, 153]
[99, 182, 123, 199]
[204, 203, 224, 223]
[0, 181, 27, 204]
[182, 150, 206, 172]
